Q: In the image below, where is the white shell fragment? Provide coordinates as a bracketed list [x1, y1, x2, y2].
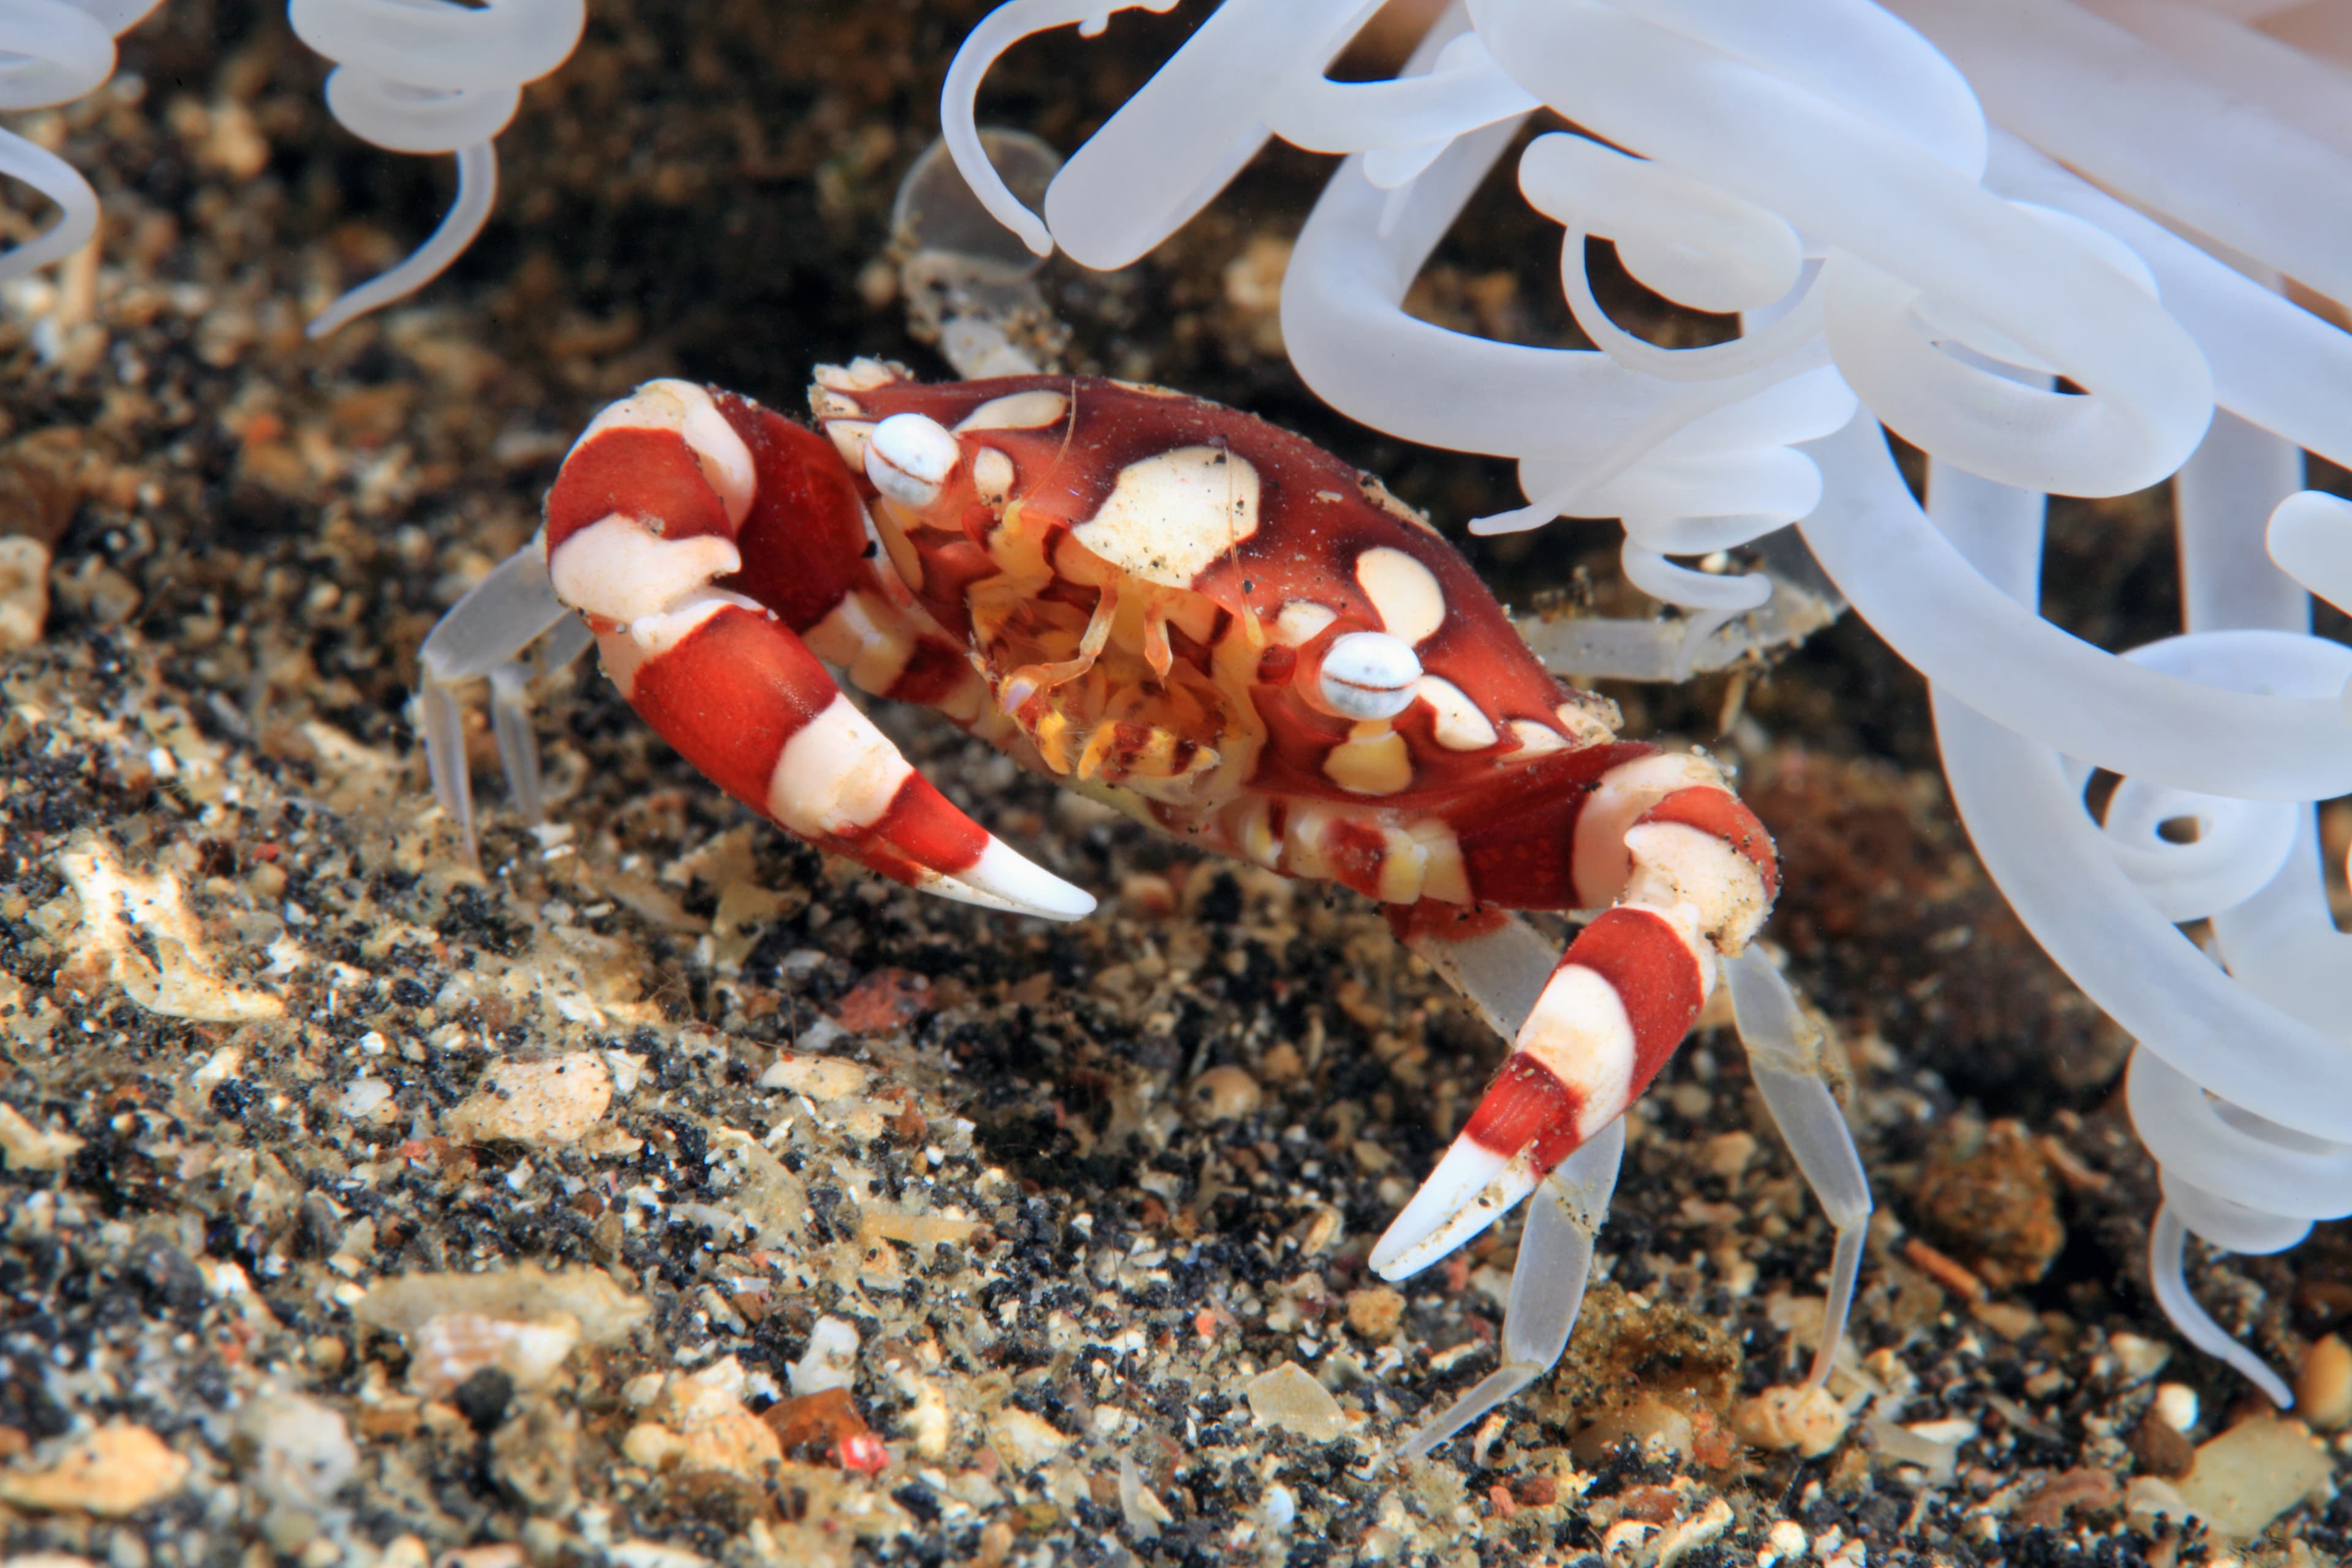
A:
[1317, 630, 1422, 720]
[236, 1394, 360, 1513]
[865, 412, 961, 508]
[1243, 1362, 1349, 1442]
[406, 1310, 584, 1398]
[788, 1314, 862, 1396]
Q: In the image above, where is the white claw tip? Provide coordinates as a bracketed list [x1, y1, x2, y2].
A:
[1371, 1140, 1537, 1281]
[924, 838, 1096, 922]
[867, 413, 960, 510]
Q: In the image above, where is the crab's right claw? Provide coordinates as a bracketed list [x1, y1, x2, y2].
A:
[548, 379, 1095, 924]
[1373, 900, 1716, 1277]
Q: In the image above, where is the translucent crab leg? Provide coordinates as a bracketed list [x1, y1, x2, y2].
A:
[1394, 1118, 1626, 1465]
[415, 537, 578, 861]
[1723, 947, 1872, 1389]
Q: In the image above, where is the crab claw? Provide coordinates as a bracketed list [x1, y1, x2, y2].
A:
[545, 379, 1095, 924]
[1372, 902, 1717, 1280]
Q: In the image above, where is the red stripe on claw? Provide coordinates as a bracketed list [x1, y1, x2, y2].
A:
[1637, 786, 1780, 899]
[625, 602, 835, 810]
[548, 426, 731, 552]
[1562, 905, 1708, 1101]
[858, 776, 990, 874]
[1460, 1053, 1585, 1170]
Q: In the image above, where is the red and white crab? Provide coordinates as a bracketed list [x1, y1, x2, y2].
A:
[418, 364, 1870, 1457]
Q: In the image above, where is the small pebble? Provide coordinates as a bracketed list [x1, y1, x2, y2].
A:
[2108, 1330, 2172, 1384]
[1189, 1065, 1261, 1120]
[0, 534, 50, 652]
[988, 1407, 1070, 1470]
[2152, 1381, 2198, 1433]
[236, 1395, 358, 1512]
[622, 1371, 780, 1481]
[2127, 1405, 2196, 1478]
[1702, 1129, 1755, 1180]
[1732, 1384, 1849, 1458]
[0, 1102, 83, 1172]
[0, 1423, 190, 1517]
[1345, 1286, 1405, 1341]
[2295, 1333, 2352, 1430]
[407, 1311, 582, 1399]
[789, 1316, 862, 1396]
[2171, 1414, 2334, 1540]
[443, 1054, 612, 1146]
[1243, 1362, 1346, 1441]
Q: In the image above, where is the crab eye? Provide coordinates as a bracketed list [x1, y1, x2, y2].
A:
[1317, 631, 1422, 720]
[865, 413, 960, 508]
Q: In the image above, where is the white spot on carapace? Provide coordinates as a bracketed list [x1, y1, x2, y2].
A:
[956, 390, 1069, 432]
[575, 380, 756, 528]
[971, 447, 1016, 504]
[814, 358, 900, 393]
[1071, 445, 1261, 589]
[1273, 601, 1338, 647]
[549, 514, 742, 627]
[1374, 824, 1425, 905]
[1415, 676, 1496, 750]
[1571, 752, 1731, 910]
[1517, 967, 1638, 1139]
[767, 696, 914, 839]
[1323, 725, 1412, 796]
[1319, 631, 1420, 720]
[1354, 546, 1445, 645]
[867, 413, 960, 510]
[1507, 720, 1570, 759]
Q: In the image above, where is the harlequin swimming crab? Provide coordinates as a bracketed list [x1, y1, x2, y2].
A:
[418, 364, 1871, 1458]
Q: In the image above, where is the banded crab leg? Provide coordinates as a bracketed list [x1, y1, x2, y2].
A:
[1374, 757, 1871, 1453]
[526, 379, 1093, 921]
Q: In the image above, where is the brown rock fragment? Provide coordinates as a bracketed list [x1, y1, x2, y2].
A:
[764, 1388, 875, 1464]
[1912, 1119, 2064, 1289]
[2296, 1333, 2352, 1431]
[2128, 1406, 2196, 1479]
[2013, 1466, 2120, 1529]
[1346, 1286, 1405, 1341]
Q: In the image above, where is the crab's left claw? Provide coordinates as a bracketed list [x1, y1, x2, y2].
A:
[1372, 769, 1777, 1279]
[546, 379, 1095, 923]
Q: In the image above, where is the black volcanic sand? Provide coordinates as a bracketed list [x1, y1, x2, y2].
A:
[0, 4, 2345, 1566]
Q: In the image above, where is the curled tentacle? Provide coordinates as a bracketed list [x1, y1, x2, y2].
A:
[287, 0, 585, 334]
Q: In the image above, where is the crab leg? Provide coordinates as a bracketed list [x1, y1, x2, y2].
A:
[1395, 1118, 1626, 1465]
[1372, 753, 1776, 1276]
[416, 539, 596, 861]
[545, 380, 1093, 921]
[1722, 946, 1872, 1389]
